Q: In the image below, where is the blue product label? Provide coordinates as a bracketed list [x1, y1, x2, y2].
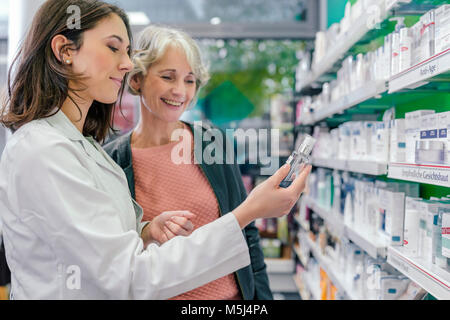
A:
[429, 129, 437, 138]
[398, 142, 406, 148]
[388, 289, 397, 294]
[439, 129, 447, 138]
[379, 209, 386, 231]
[392, 236, 401, 242]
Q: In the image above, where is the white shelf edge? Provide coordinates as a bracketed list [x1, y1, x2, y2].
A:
[345, 224, 388, 259]
[265, 258, 295, 274]
[387, 162, 450, 188]
[388, 48, 450, 94]
[387, 246, 450, 300]
[312, 158, 388, 176]
[310, 81, 388, 123]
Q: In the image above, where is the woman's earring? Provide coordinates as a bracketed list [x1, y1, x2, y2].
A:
[65, 59, 71, 64]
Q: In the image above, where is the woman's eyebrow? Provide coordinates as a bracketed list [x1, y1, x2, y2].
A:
[159, 69, 195, 75]
[104, 35, 130, 49]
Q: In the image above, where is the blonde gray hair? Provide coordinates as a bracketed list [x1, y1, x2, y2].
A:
[128, 25, 210, 109]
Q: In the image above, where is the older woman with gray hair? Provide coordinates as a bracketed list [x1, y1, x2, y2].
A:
[104, 25, 273, 300]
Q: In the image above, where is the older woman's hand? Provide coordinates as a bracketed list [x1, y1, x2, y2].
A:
[142, 211, 196, 246]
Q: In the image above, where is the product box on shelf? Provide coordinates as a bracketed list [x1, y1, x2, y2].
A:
[378, 189, 405, 246]
[405, 109, 435, 164]
[416, 9, 436, 64]
[437, 111, 450, 165]
[442, 207, 450, 259]
[435, 4, 450, 55]
[433, 206, 449, 269]
[389, 119, 406, 163]
[373, 121, 390, 163]
[417, 112, 447, 165]
[403, 197, 423, 257]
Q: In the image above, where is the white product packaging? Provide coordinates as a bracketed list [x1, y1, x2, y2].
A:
[362, 121, 375, 160]
[350, 122, 363, 160]
[435, 5, 450, 55]
[384, 34, 393, 79]
[433, 206, 449, 269]
[417, 113, 445, 164]
[399, 27, 412, 72]
[379, 189, 405, 246]
[443, 208, 450, 259]
[389, 119, 406, 163]
[379, 276, 410, 300]
[418, 200, 449, 265]
[391, 31, 400, 76]
[417, 9, 436, 63]
[372, 121, 390, 163]
[338, 122, 351, 160]
[403, 197, 423, 257]
[405, 110, 435, 163]
[437, 111, 450, 165]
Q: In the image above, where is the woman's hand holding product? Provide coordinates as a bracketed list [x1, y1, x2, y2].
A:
[142, 211, 196, 245]
[232, 163, 312, 229]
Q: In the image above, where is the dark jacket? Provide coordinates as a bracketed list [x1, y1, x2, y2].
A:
[103, 121, 273, 300]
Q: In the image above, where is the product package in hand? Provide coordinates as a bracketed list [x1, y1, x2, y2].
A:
[280, 134, 316, 188]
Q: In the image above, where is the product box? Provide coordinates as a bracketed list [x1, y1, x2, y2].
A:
[417, 200, 450, 264]
[338, 122, 351, 160]
[403, 197, 423, 257]
[416, 9, 436, 63]
[375, 121, 390, 163]
[380, 276, 410, 300]
[417, 112, 445, 164]
[405, 110, 435, 163]
[379, 189, 405, 246]
[443, 208, 450, 259]
[434, 206, 449, 269]
[389, 119, 406, 163]
[438, 111, 450, 165]
[435, 5, 450, 55]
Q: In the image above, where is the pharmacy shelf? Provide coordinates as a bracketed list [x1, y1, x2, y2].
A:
[389, 48, 450, 94]
[293, 213, 310, 232]
[304, 196, 387, 259]
[345, 223, 388, 259]
[301, 81, 387, 125]
[292, 274, 308, 299]
[293, 243, 309, 268]
[304, 236, 358, 300]
[302, 271, 320, 300]
[296, 0, 405, 92]
[312, 158, 388, 176]
[388, 163, 450, 188]
[387, 246, 450, 300]
[302, 196, 346, 237]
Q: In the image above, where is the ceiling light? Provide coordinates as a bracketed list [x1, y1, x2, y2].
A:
[127, 11, 150, 26]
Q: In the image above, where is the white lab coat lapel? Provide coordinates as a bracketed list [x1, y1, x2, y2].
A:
[44, 111, 127, 186]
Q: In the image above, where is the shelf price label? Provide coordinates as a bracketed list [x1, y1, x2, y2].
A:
[419, 62, 439, 78]
[388, 164, 450, 188]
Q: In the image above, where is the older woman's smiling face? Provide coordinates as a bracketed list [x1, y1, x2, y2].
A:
[136, 45, 197, 123]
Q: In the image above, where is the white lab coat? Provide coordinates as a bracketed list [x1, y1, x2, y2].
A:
[0, 110, 250, 299]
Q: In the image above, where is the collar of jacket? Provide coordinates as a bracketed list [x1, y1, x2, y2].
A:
[43, 110, 125, 178]
[106, 121, 227, 207]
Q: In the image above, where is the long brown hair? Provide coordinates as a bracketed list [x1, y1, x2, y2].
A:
[0, 0, 132, 142]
